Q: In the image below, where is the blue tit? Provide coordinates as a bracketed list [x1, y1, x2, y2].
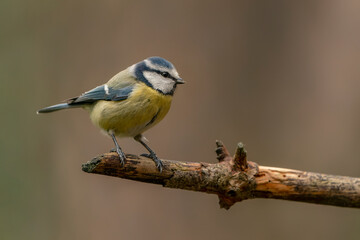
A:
[37, 56, 184, 172]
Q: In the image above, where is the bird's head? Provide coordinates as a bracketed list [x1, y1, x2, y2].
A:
[130, 56, 184, 95]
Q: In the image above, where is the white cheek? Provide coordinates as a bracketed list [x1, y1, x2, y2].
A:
[143, 71, 175, 94]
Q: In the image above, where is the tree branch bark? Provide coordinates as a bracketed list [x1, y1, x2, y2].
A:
[82, 141, 360, 209]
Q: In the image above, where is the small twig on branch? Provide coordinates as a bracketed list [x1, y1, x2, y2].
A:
[82, 141, 360, 210]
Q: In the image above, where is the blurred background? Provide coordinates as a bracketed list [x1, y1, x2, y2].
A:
[1, 0, 360, 239]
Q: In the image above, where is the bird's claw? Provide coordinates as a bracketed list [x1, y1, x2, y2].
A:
[140, 153, 163, 173]
[118, 151, 126, 166]
[111, 148, 126, 166]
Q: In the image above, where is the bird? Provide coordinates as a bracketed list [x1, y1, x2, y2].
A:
[37, 56, 184, 172]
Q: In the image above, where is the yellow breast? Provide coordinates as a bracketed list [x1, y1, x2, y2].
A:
[89, 83, 172, 137]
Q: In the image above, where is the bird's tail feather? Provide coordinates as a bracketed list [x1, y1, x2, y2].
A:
[37, 103, 80, 114]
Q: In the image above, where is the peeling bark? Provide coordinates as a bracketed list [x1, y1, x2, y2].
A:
[82, 141, 360, 209]
[254, 166, 360, 207]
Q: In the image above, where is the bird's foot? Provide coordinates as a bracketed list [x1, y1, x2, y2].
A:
[117, 150, 126, 166]
[140, 153, 163, 173]
[110, 148, 126, 166]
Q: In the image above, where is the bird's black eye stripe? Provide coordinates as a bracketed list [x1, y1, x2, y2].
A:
[161, 72, 170, 78]
[152, 69, 177, 81]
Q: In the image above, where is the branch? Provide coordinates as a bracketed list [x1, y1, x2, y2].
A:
[82, 141, 360, 210]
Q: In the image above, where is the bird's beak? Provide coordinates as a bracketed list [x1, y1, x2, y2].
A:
[176, 78, 185, 84]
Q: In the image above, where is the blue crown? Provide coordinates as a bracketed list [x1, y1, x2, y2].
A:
[147, 56, 174, 70]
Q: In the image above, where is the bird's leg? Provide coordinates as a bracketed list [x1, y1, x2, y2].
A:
[109, 130, 126, 166]
[134, 134, 163, 173]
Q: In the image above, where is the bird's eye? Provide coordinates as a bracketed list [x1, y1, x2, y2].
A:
[161, 72, 170, 78]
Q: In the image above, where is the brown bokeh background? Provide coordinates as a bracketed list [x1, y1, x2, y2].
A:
[1, 1, 360, 239]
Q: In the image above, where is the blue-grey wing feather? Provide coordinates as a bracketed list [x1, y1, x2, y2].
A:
[69, 85, 134, 104]
[110, 85, 134, 101]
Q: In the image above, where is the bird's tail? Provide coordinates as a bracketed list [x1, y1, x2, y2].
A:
[37, 103, 80, 114]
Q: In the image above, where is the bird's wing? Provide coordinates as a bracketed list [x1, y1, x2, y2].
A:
[68, 84, 134, 104]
